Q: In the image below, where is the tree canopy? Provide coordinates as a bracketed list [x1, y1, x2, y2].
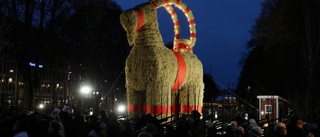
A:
[237, 0, 320, 120]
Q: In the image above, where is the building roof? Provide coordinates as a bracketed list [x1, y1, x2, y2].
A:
[257, 95, 291, 104]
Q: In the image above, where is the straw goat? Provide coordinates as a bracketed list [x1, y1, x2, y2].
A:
[120, 0, 204, 119]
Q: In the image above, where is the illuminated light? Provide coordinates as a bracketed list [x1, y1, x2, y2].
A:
[214, 111, 218, 119]
[39, 64, 43, 68]
[93, 92, 96, 94]
[39, 104, 44, 109]
[9, 69, 14, 73]
[101, 97, 104, 101]
[29, 62, 36, 67]
[80, 86, 92, 94]
[118, 105, 126, 113]
[261, 111, 264, 115]
[8, 78, 12, 83]
[96, 92, 99, 94]
[90, 108, 93, 115]
[263, 123, 269, 128]
[56, 84, 59, 88]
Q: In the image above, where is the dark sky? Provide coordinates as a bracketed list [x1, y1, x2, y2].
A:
[116, 0, 263, 89]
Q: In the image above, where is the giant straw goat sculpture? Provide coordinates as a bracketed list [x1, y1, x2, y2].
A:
[120, 0, 204, 120]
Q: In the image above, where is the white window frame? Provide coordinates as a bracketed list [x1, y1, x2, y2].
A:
[265, 105, 272, 114]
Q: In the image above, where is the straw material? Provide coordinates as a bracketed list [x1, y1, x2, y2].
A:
[120, 0, 204, 119]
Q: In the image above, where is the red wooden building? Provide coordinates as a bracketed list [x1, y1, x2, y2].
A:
[257, 95, 291, 123]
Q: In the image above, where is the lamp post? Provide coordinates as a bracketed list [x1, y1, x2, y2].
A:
[80, 85, 92, 111]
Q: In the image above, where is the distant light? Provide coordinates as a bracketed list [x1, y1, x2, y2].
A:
[8, 78, 12, 83]
[29, 62, 36, 67]
[39, 64, 43, 68]
[9, 69, 14, 73]
[214, 111, 218, 119]
[80, 86, 92, 94]
[39, 104, 44, 109]
[90, 108, 93, 115]
[118, 105, 125, 113]
[245, 113, 248, 120]
[261, 111, 264, 115]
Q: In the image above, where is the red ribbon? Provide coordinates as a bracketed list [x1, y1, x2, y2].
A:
[189, 19, 195, 25]
[134, 8, 144, 32]
[176, 0, 181, 5]
[128, 104, 202, 114]
[152, 2, 158, 8]
[174, 43, 193, 51]
[171, 51, 187, 91]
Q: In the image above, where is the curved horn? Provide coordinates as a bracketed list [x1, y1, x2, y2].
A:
[152, 0, 196, 50]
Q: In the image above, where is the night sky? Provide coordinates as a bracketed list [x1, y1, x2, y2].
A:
[115, 0, 264, 89]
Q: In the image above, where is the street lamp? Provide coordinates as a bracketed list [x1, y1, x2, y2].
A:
[38, 103, 45, 113]
[38, 103, 45, 109]
[117, 104, 126, 119]
[80, 85, 92, 95]
[117, 104, 126, 113]
[80, 85, 92, 111]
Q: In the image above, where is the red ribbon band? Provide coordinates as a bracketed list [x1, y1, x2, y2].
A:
[128, 104, 202, 114]
[171, 51, 187, 91]
[134, 8, 144, 31]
